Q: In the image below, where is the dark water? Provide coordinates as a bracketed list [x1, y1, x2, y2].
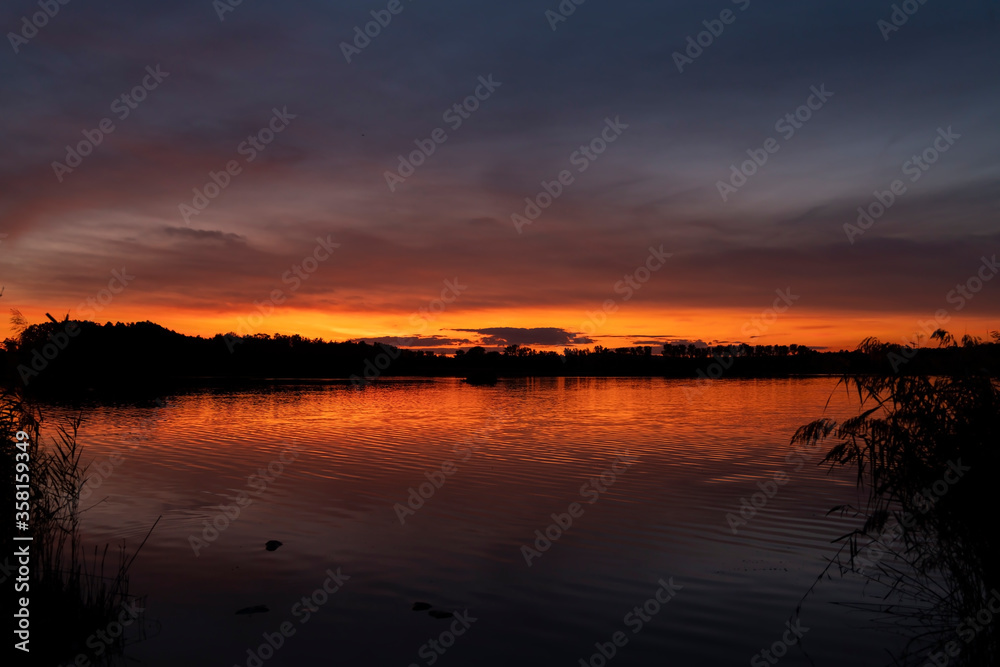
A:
[55, 377, 910, 666]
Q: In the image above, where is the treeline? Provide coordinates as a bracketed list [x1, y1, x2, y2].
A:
[2, 319, 998, 394]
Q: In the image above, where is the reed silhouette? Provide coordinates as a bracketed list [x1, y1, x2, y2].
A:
[793, 337, 999, 665]
[1, 387, 156, 665]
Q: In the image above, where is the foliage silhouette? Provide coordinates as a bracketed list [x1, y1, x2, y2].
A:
[792, 337, 998, 665]
[1, 386, 157, 664]
[4, 319, 997, 395]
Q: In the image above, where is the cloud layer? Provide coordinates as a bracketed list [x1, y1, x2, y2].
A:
[2, 0, 998, 348]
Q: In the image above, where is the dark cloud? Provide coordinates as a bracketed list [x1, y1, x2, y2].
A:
[454, 327, 591, 346]
[664, 340, 709, 348]
[1, 0, 998, 343]
[356, 335, 473, 347]
[163, 227, 246, 245]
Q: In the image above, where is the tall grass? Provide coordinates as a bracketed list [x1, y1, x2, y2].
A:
[792, 338, 999, 665]
[1, 387, 154, 665]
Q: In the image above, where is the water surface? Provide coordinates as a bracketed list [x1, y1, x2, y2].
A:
[56, 377, 907, 666]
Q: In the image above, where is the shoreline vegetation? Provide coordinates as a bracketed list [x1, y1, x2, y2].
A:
[1, 387, 157, 665]
[2, 319, 998, 395]
[792, 338, 998, 665]
[2, 318, 997, 664]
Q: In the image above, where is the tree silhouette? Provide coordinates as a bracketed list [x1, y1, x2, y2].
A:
[930, 329, 954, 347]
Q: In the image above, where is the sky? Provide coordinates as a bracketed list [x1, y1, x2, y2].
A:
[2, 0, 999, 352]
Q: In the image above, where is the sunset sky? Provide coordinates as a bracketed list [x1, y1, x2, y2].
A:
[2, 0, 998, 352]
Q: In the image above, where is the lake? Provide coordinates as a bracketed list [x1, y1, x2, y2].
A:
[51, 377, 911, 666]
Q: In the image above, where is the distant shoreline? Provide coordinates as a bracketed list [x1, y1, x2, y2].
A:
[4, 319, 997, 396]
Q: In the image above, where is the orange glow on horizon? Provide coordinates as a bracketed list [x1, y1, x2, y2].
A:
[9, 303, 997, 353]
